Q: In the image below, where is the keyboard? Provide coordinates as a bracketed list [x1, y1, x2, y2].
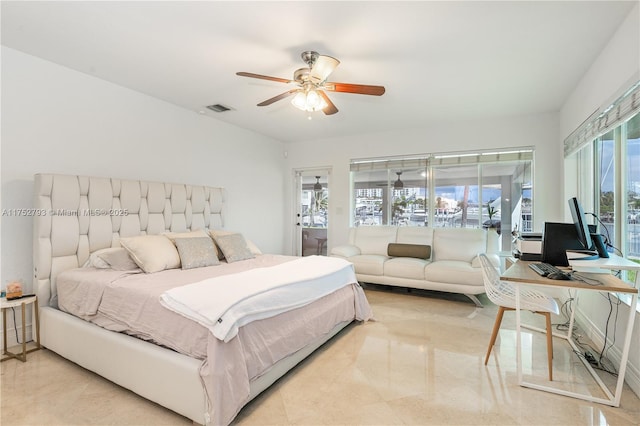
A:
[528, 262, 564, 277]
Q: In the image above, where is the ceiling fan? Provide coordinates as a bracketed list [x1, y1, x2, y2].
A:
[237, 51, 385, 115]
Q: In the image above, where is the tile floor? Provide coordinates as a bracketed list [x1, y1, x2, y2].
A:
[1, 286, 639, 425]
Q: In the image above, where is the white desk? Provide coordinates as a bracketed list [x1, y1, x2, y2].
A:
[570, 253, 640, 285]
[501, 257, 639, 407]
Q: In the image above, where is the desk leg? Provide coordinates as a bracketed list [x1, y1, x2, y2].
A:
[567, 289, 578, 340]
[515, 283, 522, 385]
[519, 288, 636, 406]
[613, 291, 638, 406]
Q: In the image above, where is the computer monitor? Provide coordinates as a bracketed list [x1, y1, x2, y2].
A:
[567, 197, 609, 258]
[542, 222, 587, 266]
[568, 197, 594, 252]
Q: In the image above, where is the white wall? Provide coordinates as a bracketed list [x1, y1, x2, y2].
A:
[560, 4, 640, 398]
[284, 112, 561, 255]
[561, 3, 640, 139]
[1, 47, 287, 292]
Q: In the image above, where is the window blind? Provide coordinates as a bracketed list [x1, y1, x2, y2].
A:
[430, 149, 533, 166]
[350, 149, 533, 171]
[350, 156, 429, 172]
[564, 80, 640, 157]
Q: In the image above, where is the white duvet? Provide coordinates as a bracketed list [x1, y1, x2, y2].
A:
[159, 255, 358, 342]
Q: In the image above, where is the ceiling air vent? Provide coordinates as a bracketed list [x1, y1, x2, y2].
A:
[206, 104, 232, 113]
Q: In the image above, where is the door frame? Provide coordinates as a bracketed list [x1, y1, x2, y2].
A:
[293, 167, 332, 256]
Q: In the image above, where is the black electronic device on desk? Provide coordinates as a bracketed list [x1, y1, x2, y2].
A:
[541, 222, 587, 267]
[528, 263, 572, 280]
[514, 232, 543, 261]
[568, 197, 609, 259]
[540, 198, 610, 267]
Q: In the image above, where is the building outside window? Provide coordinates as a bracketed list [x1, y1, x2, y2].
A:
[350, 149, 534, 249]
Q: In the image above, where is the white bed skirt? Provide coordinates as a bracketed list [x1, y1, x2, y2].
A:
[40, 306, 351, 424]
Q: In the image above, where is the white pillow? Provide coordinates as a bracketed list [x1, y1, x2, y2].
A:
[120, 235, 181, 273]
[83, 247, 121, 269]
[98, 248, 140, 271]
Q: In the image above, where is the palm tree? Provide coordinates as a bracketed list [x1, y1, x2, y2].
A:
[310, 189, 328, 227]
[457, 185, 470, 227]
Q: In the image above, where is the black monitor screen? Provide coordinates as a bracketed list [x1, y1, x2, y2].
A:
[568, 197, 593, 251]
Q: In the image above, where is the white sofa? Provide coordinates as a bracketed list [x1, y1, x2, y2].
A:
[330, 226, 500, 307]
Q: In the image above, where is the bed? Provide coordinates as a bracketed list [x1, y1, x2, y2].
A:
[32, 173, 372, 425]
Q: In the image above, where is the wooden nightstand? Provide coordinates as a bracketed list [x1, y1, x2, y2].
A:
[1, 295, 41, 362]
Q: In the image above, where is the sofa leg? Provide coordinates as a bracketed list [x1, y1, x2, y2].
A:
[465, 294, 484, 308]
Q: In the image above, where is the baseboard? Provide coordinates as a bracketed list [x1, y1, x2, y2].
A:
[575, 308, 640, 399]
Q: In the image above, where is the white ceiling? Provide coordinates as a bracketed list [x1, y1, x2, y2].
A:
[2, 1, 636, 143]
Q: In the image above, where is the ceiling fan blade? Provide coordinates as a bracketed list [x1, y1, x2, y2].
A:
[324, 82, 386, 96]
[257, 89, 299, 106]
[318, 90, 338, 115]
[236, 72, 292, 84]
[309, 55, 340, 84]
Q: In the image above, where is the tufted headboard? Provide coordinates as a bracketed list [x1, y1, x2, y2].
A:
[33, 173, 225, 307]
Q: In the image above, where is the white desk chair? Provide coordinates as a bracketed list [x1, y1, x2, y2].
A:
[478, 254, 559, 380]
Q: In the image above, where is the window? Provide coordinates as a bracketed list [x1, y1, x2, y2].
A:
[351, 149, 534, 248]
[565, 81, 640, 290]
[597, 129, 616, 248]
[625, 113, 640, 283]
[572, 116, 639, 287]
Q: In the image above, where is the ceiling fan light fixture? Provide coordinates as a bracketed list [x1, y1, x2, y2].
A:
[306, 90, 321, 108]
[291, 91, 307, 109]
[310, 55, 340, 84]
[291, 88, 328, 112]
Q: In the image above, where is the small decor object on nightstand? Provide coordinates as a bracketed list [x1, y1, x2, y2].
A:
[6, 280, 23, 299]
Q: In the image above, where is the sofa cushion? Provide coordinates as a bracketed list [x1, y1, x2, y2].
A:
[331, 245, 361, 258]
[353, 226, 398, 256]
[384, 257, 429, 280]
[425, 260, 483, 286]
[388, 243, 431, 259]
[396, 226, 433, 245]
[348, 254, 388, 276]
[433, 228, 486, 263]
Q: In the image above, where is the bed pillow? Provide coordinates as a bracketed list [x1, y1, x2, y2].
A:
[120, 235, 181, 273]
[163, 229, 209, 244]
[174, 237, 220, 270]
[212, 233, 255, 263]
[97, 247, 140, 271]
[209, 229, 262, 260]
[387, 243, 432, 259]
[82, 247, 118, 269]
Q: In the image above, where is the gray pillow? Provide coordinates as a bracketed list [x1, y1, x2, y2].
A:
[174, 237, 220, 270]
[213, 233, 255, 263]
[388, 243, 431, 259]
